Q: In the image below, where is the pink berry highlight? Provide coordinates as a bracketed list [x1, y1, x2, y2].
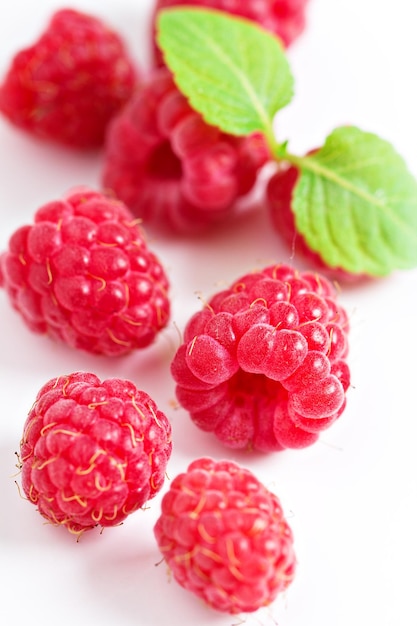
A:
[154, 457, 296, 613]
[19, 372, 173, 536]
[171, 264, 351, 451]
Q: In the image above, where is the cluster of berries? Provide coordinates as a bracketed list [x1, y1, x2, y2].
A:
[0, 0, 321, 253]
[0, 0, 353, 616]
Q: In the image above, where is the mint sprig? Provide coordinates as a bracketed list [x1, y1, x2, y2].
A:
[157, 7, 417, 277]
[286, 127, 417, 275]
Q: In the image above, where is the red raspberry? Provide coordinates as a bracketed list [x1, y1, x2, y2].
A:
[0, 188, 170, 356]
[266, 163, 367, 282]
[171, 264, 350, 451]
[18, 372, 173, 536]
[0, 9, 138, 148]
[102, 68, 270, 233]
[154, 457, 296, 613]
[152, 0, 310, 66]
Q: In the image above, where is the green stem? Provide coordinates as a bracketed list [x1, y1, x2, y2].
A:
[270, 139, 386, 208]
[270, 138, 307, 167]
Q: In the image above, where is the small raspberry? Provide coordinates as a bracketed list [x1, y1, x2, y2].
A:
[171, 264, 350, 451]
[266, 163, 368, 282]
[0, 188, 170, 356]
[152, 0, 310, 66]
[154, 457, 295, 613]
[18, 372, 173, 536]
[0, 9, 138, 148]
[102, 68, 270, 232]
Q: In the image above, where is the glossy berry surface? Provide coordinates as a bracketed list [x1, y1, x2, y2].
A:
[0, 189, 170, 356]
[19, 372, 173, 535]
[266, 164, 367, 282]
[154, 457, 296, 613]
[152, 0, 310, 66]
[0, 9, 138, 148]
[102, 68, 269, 233]
[171, 264, 350, 451]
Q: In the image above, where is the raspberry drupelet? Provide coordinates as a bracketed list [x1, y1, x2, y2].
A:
[154, 457, 296, 613]
[171, 264, 350, 451]
[0, 9, 138, 148]
[0, 189, 170, 356]
[151, 0, 310, 66]
[19, 372, 173, 536]
[102, 68, 270, 233]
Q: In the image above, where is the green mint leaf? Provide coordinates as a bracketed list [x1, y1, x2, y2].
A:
[156, 7, 294, 141]
[289, 126, 417, 276]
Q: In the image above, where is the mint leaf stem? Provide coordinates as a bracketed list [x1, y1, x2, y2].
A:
[274, 147, 386, 208]
[157, 7, 417, 276]
[274, 127, 417, 275]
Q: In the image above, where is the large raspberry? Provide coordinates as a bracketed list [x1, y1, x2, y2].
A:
[102, 68, 270, 233]
[19, 372, 172, 536]
[0, 188, 170, 356]
[154, 457, 295, 613]
[266, 163, 368, 282]
[152, 0, 310, 66]
[171, 264, 350, 451]
[0, 9, 138, 148]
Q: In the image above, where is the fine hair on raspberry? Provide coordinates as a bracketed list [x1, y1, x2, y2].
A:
[154, 457, 296, 613]
[18, 372, 173, 536]
[171, 263, 351, 451]
[0, 188, 170, 356]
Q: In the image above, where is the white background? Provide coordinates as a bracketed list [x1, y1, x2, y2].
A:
[0, 1, 416, 625]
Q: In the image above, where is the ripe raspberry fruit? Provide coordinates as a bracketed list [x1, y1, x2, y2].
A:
[18, 372, 173, 536]
[0, 9, 138, 148]
[102, 67, 270, 233]
[171, 263, 350, 451]
[266, 164, 367, 282]
[0, 188, 170, 356]
[152, 0, 310, 66]
[154, 457, 296, 613]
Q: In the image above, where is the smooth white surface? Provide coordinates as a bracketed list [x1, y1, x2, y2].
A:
[0, 1, 416, 625]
